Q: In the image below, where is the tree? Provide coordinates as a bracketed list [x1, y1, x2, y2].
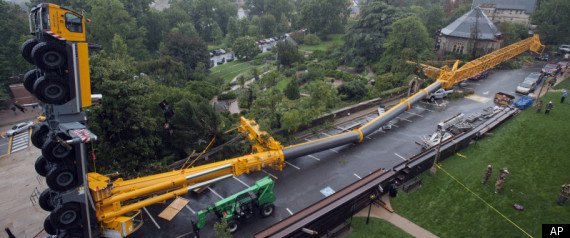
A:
[496, 22, 528, 47]
[213, 217, 231, 238]
[531, 0, 570, 45]
[304, 34, 321, 45]
[162, 32, 210, 74]
[299, 0, 350, 36]
[342, 0, 408, 61]
[277, 13, 290, 33]
[233, 36, 261, 60]
[307, 80, 339, 110]
[87, 0, 149, 59]
[382, 16, 432, 73]
[419, 5, 445, 37]
[137, 56, 188, 86]
[171, 22, 199, 39]
[0, 1, 30, 81]
[285, 76, 300, 100]
[260, 14, 277, 37]
[281, 109, 302, 132]
[277, 40, 301, 66]
[226, 16, 239, 43]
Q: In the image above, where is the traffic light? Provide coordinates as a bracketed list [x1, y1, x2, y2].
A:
[23, 4, 97, 237]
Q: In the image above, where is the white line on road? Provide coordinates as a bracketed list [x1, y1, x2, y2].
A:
[176, 232, 194, 238]
[207, 187, 224, 200]
[308, 155, 320, 161]
[233, 176, 250, 188]
[284, 161, 301, 170]
[366, 136, 372, 140]
[0, 143, 8, 147]
[321, 132, 332, 137]
[286, 208, 294, 215]
[330, 148, 339, 153]
[404, 111, 424, 117]
[304, 138, 312, 142]
[261, 169, 278, 179]
[353, 173, 361, 179]
[397, 117, 412, 122]
[391, 124, 399, 128]
[419, 107, 435, 113]
[185, 205, 196, 214]
[143, 207, 161, 229]
[394, 153, 407, 161]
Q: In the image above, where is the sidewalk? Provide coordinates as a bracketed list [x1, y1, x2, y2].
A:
[0, 107, 42, 133]
[354, 193, 439, 238]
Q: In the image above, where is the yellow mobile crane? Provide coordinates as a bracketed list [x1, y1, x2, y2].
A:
[29, 3, 545, 236]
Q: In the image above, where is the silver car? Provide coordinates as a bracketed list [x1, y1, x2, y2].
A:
[6, 121, 34, 136]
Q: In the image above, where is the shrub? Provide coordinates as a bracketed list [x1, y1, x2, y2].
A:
[218, 92, 237, 100]
[304, 34, 321, 45]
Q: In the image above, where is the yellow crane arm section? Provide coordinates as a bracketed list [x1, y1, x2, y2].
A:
[437, 34, 544, 88]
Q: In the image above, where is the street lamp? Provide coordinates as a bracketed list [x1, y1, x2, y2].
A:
[366, 193, 376, 225]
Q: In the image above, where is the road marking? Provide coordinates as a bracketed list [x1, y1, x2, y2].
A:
[404, 111, 423, 117]
[397, 117, 412, 122]
[261, 169, 278, 179]
[365, 116, 375, 121]
[143, 207, 161, 229]
[321, 132, 332, 137]
[391, 124, 399, 128]
[353, 173, 361, 179]
[330, 148, 339, 153]
[0, 143, 8, 147]
[207, 187, 224, 200]
[366, 136, 372, 140]
[308, 155, 320, 161]
[176, 232, 194, 238]
[185, 205, 196, 214]
[233, 176, 250, 188]
[465, 94, 491, 103]
[286, 208, 294, 215]
[284, 161, 300, 170]
[304, 138, 311, 142]
[394, 153, 407, 161]
[483, 91, 489, 95]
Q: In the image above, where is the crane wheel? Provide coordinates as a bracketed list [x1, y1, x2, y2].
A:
[50, 202, 81, 229]
[42, 135, 73, 162]
[33, 74, 70, 105]
[24, 69, 41, 94]
[227, 220, 239, 233]
[35, 155, 51, 177]
[31, 41, 67, 71]
[39, 188, 57, 211]
[44, 215, 57, 235]
[31, 123, 49, 149]
[46, 164, 79, 192]
[260, 203, 275, 217]
[21, 38, 39, 64]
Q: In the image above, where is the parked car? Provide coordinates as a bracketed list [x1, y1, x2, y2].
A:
[6, 121, 34, 136]
[557, 60, 569, 70]
[541, 63, 561, 75]
[266, 46, 272, 51]
[425, 88, 454, 102]
[536, 53, 549, 61]
[524, 72, 545, 85]
[226, 54, 234, 62]
[516, 80, 536, 94]
[209, 52, 214, 57]
[557, 45, 570, 54]
[469, 70, 489, 80]
[217, 57, 225, 65]
[219, 49, 226, 54]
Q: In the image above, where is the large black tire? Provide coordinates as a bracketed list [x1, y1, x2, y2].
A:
[46, 164, 79, 192]
[44, 215, 57, 235]
[227, 220, 239, 233]
[50, 203, 81, 230]
[33, 74, 70, 105]
[42, 135, 73, 162]
[260, 203, 275, 217]
[39, 188, 57, 211]
[21, 38, 39, 64]
[34, 155, 51, 177]
[31, 41, 67, 71]
[23, 69, 41, 93]
[31, 123, 49, 149]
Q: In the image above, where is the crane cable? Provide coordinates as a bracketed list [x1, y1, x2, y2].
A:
[184, 137, 216, 170]
[434, 163, 533, 238]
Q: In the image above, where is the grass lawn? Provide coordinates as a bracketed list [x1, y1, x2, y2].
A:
[299, 34, 344, 52]
[345, 217, 413, 238]
[274, 77, 292, 91]
[210, 61, 253, 82]
[388, 92, 569, 237]
[553, 75, 570, 90]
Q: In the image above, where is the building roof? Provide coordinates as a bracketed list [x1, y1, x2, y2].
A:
[473, 0, 537, 14]
[441, 8, 501, 40]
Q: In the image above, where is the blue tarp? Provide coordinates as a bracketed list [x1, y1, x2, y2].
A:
[514, 96, 534, 110]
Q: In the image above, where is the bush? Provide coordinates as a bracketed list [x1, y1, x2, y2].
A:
[290, 31, 304, 44]
[218, 92, 237, 100]
[304, 34, 321, 45]
[284, 68, 296, 77]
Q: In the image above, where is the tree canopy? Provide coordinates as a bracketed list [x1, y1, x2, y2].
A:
[531, 0, 570, 45]
[299, 0, 350, 36]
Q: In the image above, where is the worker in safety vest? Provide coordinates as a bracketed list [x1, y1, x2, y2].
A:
[495, 168, 509, 194]
[558, 184, 569, 206]
[481, 165, 492, 184]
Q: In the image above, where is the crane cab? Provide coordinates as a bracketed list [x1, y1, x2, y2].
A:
[102, 210, 143, 238]
[29, 3, 86, 42]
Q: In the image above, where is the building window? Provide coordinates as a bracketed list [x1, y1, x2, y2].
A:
[453, 42, 464, 54]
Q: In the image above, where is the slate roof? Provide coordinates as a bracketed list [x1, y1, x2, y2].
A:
[441, 8, 501, 40]
[473, 0, 537, 14]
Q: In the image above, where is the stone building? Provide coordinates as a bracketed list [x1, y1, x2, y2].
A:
[436, 7, 503, 56]
[473, 0, 537, 25]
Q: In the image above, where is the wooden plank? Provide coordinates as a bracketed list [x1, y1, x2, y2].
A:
[158, 197, 190, 221]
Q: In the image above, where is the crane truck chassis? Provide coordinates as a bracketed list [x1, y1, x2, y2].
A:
[21, 3, 545, 236]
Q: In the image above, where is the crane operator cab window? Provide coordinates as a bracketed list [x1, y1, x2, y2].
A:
[65, 13, 83, 33]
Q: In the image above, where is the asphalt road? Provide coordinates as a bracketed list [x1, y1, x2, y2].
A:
[133, 60, 549, 238]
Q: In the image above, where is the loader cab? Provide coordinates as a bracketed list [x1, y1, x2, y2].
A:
[235, 191, 257, 219]
[29, 3, 86, 42]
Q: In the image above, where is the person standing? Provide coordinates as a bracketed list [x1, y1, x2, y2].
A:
[558, 184, 569, 206]
[561, 90, 567, 103]
[536, 101, 543, 113]
[9, 105, 17, 115]
[545, 101, 553, 114]
[482, 165, 492, 184]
